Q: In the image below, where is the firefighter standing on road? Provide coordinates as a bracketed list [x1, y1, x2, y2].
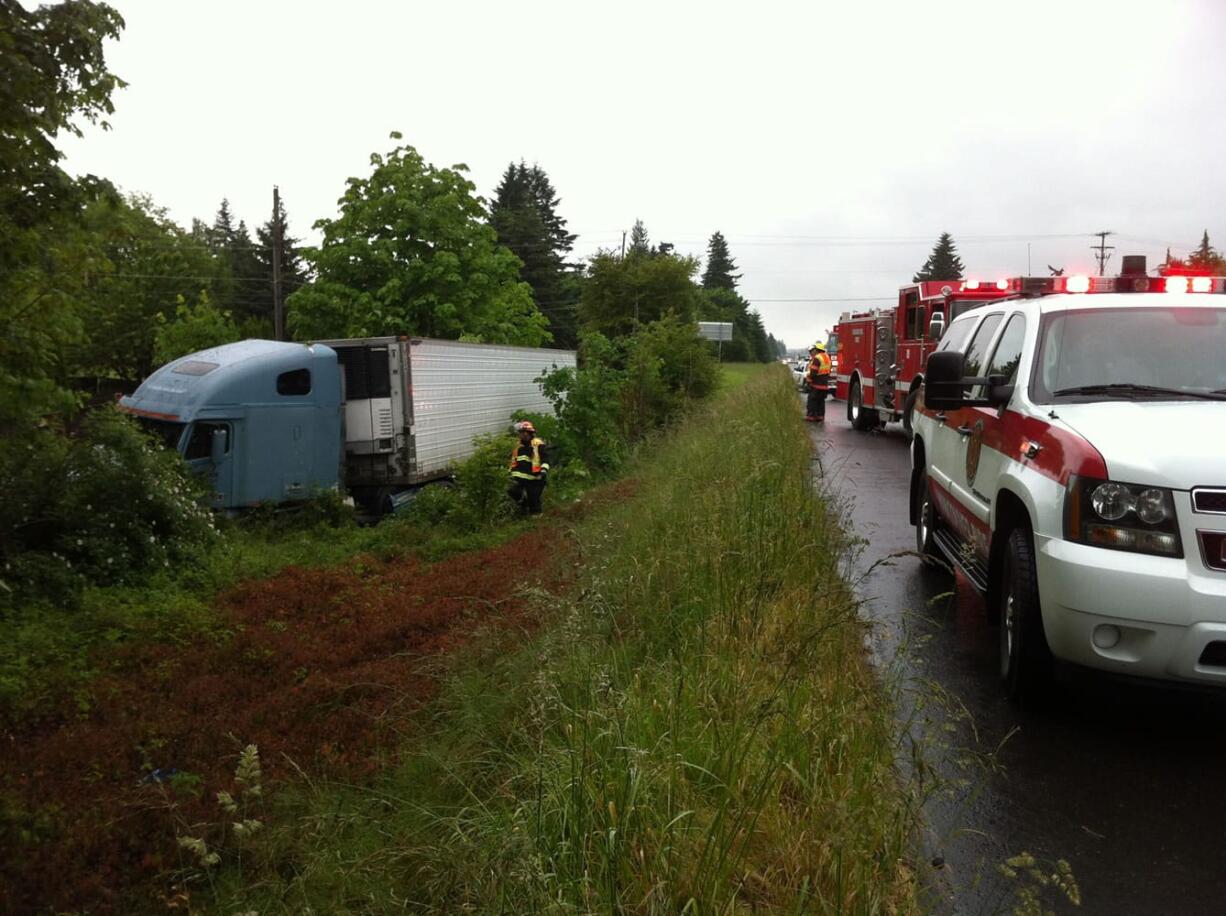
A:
[805, 342, 833, 422]
[508, 420, 549, 515]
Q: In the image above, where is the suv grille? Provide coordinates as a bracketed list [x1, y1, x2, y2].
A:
[1192, 489, 1226, 514]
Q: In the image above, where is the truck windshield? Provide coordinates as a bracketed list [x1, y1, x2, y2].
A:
[1033, 306, 1226, 402]
[136, 417, 187, 449]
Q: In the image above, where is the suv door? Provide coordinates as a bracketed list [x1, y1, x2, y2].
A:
[927, 312, 1004, 576]
[961, 311, 1027, 520]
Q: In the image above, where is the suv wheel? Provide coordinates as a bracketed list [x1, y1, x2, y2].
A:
[914, 468, 945, 568]
[999, 527, 1053, 701]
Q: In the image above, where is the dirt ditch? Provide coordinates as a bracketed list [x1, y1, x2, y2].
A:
[0, 485, 638, 914]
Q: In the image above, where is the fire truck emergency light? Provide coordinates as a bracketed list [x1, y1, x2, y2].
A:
[1065, 275, 1092, 293]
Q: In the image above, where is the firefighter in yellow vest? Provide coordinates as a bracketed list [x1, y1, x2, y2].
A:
[805, 341, 833, 422]
[508, 420, 549, 515]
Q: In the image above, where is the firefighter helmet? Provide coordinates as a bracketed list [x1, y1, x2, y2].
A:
[514, 420, 536, 434]
[813, 341, 827, 352]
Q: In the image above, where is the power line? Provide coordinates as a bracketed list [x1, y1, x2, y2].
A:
[1092, 230, 1115, 277]
[744, 296, 892, 303]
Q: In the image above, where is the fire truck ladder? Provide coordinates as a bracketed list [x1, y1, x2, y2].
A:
[874, 313, 896, 412]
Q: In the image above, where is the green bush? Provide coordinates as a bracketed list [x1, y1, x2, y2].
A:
[621, 312, 719, 431]
[538, 332, 627, 473]
[0, 408, 218, 606]
[236, 488, 356, 536]
[407, 435, 518, 531]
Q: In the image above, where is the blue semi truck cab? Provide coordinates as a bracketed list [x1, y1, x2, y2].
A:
[120, 340, 343, 509]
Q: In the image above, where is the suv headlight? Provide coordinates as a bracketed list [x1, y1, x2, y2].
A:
[1064, 476, 1183, 557]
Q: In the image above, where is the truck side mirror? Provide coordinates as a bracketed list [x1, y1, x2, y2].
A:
[210, 427, 228, 462]
[923, 350, 966, 410]
[928, 311, 946, 341]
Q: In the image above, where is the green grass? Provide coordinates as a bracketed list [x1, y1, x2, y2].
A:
[204, 368, 921, 914]
[718, 361, 775, 390]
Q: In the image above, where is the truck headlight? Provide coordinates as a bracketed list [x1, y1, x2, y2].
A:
[1065, 476, 1183, 558]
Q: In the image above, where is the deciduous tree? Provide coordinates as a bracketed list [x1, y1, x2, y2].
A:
[0, 0, 125, 427]
[287, 138, 549, 346]
[580, 248, 702, 338]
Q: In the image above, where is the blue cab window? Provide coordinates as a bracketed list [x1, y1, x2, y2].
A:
[277, 369, 311, 396]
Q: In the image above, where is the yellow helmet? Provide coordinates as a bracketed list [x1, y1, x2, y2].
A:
[813, 341, 827, 352]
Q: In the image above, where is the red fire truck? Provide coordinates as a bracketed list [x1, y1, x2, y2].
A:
[833, 279, 1015, 433]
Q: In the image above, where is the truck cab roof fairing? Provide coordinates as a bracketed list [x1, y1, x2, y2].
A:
[120, 340, 340, 422]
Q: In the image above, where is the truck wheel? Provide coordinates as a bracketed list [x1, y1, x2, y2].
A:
[914, 468, 945, 567]
[849, 379, 877, 431]
[999, 527, 1053, 701]
[902, 388, 920, 438]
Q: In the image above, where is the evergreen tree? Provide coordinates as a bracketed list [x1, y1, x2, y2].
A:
[210, 199, 236, 248]
[229, 219, 267, 324]
[628, 219, 651, 257]
[1188, 230, 1226, 271]
[913, 232, 966, 281]
[701, 231, 741, 290]
[489, 162, 580, 348]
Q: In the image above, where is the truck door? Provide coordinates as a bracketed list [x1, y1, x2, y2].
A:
[897, 290, 922, 403]
[183, 420, 235, 509]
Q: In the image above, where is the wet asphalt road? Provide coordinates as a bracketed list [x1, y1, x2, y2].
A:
[808, 398, 1226, 916]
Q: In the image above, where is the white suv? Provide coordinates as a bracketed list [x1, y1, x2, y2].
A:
[910, 274, 1226, 698]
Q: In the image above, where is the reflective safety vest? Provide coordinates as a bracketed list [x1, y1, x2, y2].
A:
[807, 352, 832, 389]
[510, 438, 549, 480]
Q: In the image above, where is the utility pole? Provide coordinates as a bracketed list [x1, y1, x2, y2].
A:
[272, 185, 284, 341]
[1091, 230, 1115, 277]
[620, 230, 627, 260]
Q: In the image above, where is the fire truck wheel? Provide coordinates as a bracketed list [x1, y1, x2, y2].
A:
[849, 379, 877, 431]
[914, 468, 945, 567]
[902, 388, 920, 438]
[999, 526, 1053, 701]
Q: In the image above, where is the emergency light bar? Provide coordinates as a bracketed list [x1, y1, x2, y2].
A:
[981, 274, 1226, 297]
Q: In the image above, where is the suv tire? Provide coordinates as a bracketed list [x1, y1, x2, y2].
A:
[914, 468, 945, 569]
[999, 526, 1053, 701]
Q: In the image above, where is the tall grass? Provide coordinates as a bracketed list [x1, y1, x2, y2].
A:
[211, 367, 920, 913]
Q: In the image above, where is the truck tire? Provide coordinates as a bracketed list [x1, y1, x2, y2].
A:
[902, 388, 920, 438]
[849, 379, 877, 431]
[914, 468, 945, 568]
[999, 526, 1053, 701]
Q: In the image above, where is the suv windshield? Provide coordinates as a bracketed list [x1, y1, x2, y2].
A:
[1033, 306, 1226, 402]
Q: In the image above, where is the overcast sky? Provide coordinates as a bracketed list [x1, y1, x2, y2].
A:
[61, 0, 1226, 349]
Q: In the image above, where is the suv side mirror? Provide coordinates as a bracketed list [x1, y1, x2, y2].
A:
[924, 350, 965, 410]
[928, 310, 946, 341]
[925, 352, 1013, 411]
[210, 427, 228, 462]
[986, 377, 1014, 407]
